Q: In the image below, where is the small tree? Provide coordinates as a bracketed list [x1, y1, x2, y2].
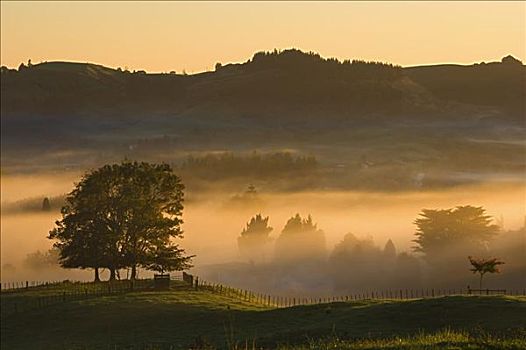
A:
[468, 256, 504, 290]
[383, 239, 397, 260]
[145, 244, 193, 275]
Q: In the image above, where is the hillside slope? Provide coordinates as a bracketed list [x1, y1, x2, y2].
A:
[1, 50, 524, 184]
[2, 50, 524, 122]
[1, 285, 525, 349]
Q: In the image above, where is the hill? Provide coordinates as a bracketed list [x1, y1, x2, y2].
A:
[1, 50, 525, 189]
[1, 281, 525, 349]
[2, 50, 524, 121]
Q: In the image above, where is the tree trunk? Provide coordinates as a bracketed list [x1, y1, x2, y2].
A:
[109, 268, 116, 281]
[130, 265, 137, 280]
[479, 273, 483, 290]
[94, 267, 101, 282]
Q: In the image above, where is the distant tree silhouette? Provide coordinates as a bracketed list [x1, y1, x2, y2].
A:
[468, 256, 504, 289]
[215, 62, 222, 71]
[238, 214, 273, 262]
[245, 184, 257, 196]
[42, 197, 51, 211]
[180, 152, 317, 180]
[329, 233, 383, 290]
[383, 239, 397, 261]
[329, 234, 421, 292]
[501, 55, 522, 65]
[23, 248, 60, 270]
[274, 214, 326, 263]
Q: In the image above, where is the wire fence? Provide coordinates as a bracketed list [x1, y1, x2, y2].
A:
[2, 274, 525, 318]
[196, 279, 526, 308]
[0, 274, 183, 292]
[0, 278, 159, 317]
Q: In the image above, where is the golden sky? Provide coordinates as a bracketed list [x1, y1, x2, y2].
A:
[1, 1, 524, 73]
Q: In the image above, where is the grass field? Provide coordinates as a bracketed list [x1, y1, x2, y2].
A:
[1, 282, 525, 349]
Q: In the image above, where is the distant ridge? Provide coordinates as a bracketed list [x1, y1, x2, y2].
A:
[1, 49, 524, 122]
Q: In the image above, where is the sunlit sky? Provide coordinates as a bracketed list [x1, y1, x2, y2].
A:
[1, 1, 525, 73]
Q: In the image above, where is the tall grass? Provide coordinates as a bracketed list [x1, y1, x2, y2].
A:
[278, 329, 526, 350]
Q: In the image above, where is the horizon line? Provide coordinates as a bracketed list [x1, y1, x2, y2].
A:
[1, 48, 522, 75]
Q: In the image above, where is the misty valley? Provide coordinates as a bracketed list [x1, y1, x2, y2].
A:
[1, 49, 525, 299]
[2, 171, 525, 297]
[1, 46, 525, 349]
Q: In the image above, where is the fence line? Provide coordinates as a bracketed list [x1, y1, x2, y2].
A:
[0, 273, 183, 292]
[194, 278, 526, 309]
[2, 275, 525, 318]
[0, 279, 156, 317]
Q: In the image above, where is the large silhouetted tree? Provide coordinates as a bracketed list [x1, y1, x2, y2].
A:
[49, 161, 190, 281]
[413, 206, 499, 266]
[49, 167, 122, 281]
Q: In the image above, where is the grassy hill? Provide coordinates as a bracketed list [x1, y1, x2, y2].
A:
[1, 281, 525, 349]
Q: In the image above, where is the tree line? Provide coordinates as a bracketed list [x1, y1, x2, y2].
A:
[179, 152, 318, 180]
[236, 206, 511, 290]
[47, 161, 515, 289]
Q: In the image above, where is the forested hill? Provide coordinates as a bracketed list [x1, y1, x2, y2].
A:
[1, 49, 524, 123]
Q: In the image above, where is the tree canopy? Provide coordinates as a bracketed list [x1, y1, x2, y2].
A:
[240, 214, 273, 239]
[49, 161, 191, 281]
[413, 205, 499, 264]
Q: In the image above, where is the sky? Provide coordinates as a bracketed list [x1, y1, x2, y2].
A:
[1, 1, 525, 73]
